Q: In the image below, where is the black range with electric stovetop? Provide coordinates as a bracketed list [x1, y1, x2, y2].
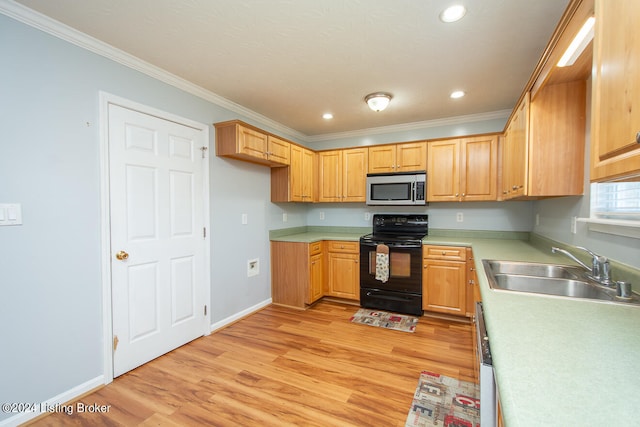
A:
[359, 214, 428, 316]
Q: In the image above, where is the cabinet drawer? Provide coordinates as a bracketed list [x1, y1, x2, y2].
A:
[327, 241, 359, 253]
[423, 245, 466, 261]
[309, 241, 323, 256]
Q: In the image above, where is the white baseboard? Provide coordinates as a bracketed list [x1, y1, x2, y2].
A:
[210, 298, 272, 332]
[0, 375, 105, 427]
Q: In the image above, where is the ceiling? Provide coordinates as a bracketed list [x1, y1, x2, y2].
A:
[15, 0, 570, 139]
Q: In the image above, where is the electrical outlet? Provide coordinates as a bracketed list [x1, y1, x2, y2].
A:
[282, 213, 288, 222]
[536, 213, 540, 226]
[319, 211, 325, 220]
[456, 212, 464, 222]
[364, 212, 371, 221]
[241, 213, 248, 225]
[247, 258, 259, 277]
[571, 216, 577, 234]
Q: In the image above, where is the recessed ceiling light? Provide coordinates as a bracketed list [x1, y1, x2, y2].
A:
[450, 90, 465, 99]
[440, 5, 467, 23]
[322, 113, 334, 120]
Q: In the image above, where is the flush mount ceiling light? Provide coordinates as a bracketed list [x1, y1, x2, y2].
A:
[450, 90, 465, 99]
[365, 92, 392, 112]
[322, 113, 334, 119]
[557, 16, 595, 67]
[439, 5, 467, 23]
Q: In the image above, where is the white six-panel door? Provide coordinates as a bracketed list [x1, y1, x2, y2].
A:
[108, 104, 208, 377]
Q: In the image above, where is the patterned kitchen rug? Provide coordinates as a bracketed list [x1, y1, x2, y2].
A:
[405, 371, 480, 427]
[349, 308, 418, 333]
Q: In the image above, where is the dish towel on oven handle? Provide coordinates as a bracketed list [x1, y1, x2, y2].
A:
[375, 244, 390, 283]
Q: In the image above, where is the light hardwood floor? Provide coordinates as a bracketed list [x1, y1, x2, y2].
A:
[27, 301, 476, 426]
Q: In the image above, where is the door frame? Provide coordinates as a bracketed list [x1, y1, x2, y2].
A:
[98, 91, 211, 384]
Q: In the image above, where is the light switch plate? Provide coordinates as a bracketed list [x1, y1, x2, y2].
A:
[0, 203, 22, 226]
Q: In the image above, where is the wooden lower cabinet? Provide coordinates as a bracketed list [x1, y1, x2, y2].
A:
[271, 241, 324, 309]
[325, 241, 360, 301]
[422, 245, 474, 317]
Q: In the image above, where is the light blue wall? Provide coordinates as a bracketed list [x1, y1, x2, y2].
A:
[2, 7, 638, 425]
[0, 13, 297, 421]
[532, 80, 640, 268]
[305, 116, 508, 150]
[300, 202, 533, 231]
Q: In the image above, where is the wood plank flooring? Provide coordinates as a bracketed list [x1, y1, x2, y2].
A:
[27, 301, 476, 426]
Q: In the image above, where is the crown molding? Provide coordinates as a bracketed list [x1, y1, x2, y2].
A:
[0, 0, 307, 141]
[305, 109, 512, 143]
[2, 0, 510, 145]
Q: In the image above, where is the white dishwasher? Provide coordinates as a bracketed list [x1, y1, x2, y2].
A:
[475, 302, 497, 427]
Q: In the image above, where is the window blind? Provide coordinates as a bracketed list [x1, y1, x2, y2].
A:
[590, 182, 640, 221]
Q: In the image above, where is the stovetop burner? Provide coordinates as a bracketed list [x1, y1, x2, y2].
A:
[360, 214, 428, 247]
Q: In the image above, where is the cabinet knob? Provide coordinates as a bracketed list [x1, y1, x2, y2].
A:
[441, 251, 446, 255]
[636, 131, 640, 144]
[512, 185, 518, 190]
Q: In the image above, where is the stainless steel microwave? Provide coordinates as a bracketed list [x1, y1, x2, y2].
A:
[366, 171, 426, 206]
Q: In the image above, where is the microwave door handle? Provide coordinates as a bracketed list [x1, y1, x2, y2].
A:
[411, 181, 416, 202]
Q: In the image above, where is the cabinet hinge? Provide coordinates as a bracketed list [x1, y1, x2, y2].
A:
[204, 305, 207, 316]
[113, 335, 119, 352]
[203, 227, 207, 238]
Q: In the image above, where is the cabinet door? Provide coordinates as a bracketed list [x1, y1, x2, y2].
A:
[301, 147, 316, 202]
[318, 150, 342, 202]
[238, 125, 268, 160]
[397, 142, 427, 172]
[591, 0, 640, 181]
[503, 95, 529, 199]
[461, 135, 498, 201]
[427, 140, 460, 201]
[327, 252, 359, 300]
[267, 135, 290, 165]
[368, 145, 396, 173]
[290, 145, 305, 201]
[308, 252, 324, 304]
[342, 148, 368, 202]
[422, 259, 466, 316]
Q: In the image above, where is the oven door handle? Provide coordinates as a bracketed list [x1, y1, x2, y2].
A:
[360, 241, 419, 248]
[365, 292, 417, 302]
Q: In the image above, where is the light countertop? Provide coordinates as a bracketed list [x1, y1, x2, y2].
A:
[271, 229, 640, 426]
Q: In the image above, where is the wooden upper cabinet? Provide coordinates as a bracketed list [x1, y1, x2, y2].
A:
[591, 0, 640, 181]
[501, 81, 586, 200]
[342, 148, 368, 201]
[215, 120, 290, 167]
[318, 150, 342, 202]
[428, 135, 498, 202]
[272, 144, 316, 202]
[397, 142, 427, 172]
[318, 148, 367, 202]
[502, 94, 529, 199]
[268, 135, 291, 165]
[368, 141, 426, 173]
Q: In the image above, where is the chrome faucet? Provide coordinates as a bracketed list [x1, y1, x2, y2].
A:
[551, 246, 613, 286]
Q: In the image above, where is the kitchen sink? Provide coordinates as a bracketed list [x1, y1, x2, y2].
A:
[483, 260, 640, 305]
[485, 260, 581, 279]
[492, 275, 611, 299]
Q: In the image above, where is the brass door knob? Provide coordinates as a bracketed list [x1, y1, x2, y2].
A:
[115, 250, 129, 261]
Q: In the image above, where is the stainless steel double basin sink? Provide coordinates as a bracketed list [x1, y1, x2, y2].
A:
[483, 260, 640, 306]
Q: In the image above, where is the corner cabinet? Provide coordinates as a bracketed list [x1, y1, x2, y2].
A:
[318, 148, 368, 202]
[590, 0, 640, 181]
[502, 80, 586, 199]
[271, 241, 324, 309]
[427, 135, 498, 202]
[215, 120, 290, 167]
[271, 144, 316, 202]
[325, 241, 360, 301]
[422, 245, 468, 317]
[368, 141, 427, 173]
